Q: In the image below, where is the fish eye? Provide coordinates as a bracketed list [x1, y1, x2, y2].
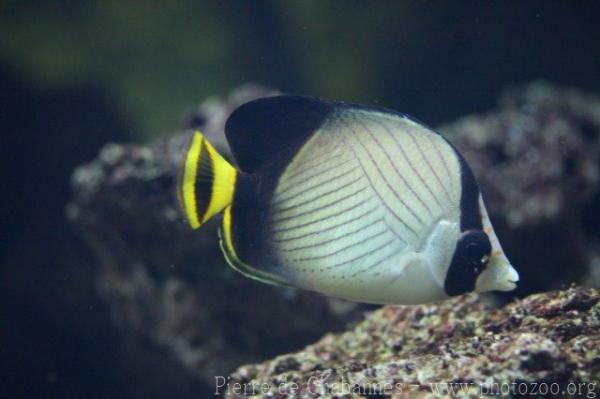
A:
[462, 230, 492, 274]
[444, 229, 493, 296]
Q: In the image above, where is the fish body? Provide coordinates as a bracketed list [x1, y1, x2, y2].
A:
[177, 95, 519, 304]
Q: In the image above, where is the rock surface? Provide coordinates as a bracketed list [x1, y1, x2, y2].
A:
[67, 82, 600, 398]
[226, 287, 600, 398]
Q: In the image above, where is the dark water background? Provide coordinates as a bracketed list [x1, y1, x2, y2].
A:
[2, 2, 600, 398]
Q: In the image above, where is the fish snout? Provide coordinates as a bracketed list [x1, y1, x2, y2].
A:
[475, 253, 519, 293]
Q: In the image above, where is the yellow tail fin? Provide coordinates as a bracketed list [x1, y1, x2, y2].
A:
[177, 131, 237, 229]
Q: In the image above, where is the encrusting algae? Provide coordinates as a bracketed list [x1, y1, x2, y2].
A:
[225, 287, 600, 398]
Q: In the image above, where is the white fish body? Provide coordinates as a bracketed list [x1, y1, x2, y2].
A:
[271, 110, 462, 303]
[177, 95, 519, 304]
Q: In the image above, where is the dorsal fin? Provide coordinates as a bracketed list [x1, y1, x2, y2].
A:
[224, 95, 333, 173]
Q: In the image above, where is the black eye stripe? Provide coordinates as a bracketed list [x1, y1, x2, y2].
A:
[444, 230, 492, 296]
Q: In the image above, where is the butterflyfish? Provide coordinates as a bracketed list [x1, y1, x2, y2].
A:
[176, 95, 519, 304]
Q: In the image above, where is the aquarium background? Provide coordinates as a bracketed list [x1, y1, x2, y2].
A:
[2, 2, 600, 398]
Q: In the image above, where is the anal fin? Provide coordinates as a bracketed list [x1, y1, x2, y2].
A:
[218, 206, 289, 287]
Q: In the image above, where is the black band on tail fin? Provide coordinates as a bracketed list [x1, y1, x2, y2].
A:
[177, 131, 237, 229]
[194, 140, 213, 221]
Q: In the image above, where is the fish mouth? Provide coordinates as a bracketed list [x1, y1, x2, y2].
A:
[493, 278, 517, 292]
[504, 264, 520, 288]
[475, 256, 519, 293]
[494, 262, 520, 291]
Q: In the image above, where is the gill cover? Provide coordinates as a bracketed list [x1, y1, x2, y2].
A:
[177, 131, 237, 229]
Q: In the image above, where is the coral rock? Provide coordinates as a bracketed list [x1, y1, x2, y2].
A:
[226, 287, 600, 398]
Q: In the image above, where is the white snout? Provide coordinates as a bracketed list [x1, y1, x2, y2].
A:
[475, 252, 519, 293]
